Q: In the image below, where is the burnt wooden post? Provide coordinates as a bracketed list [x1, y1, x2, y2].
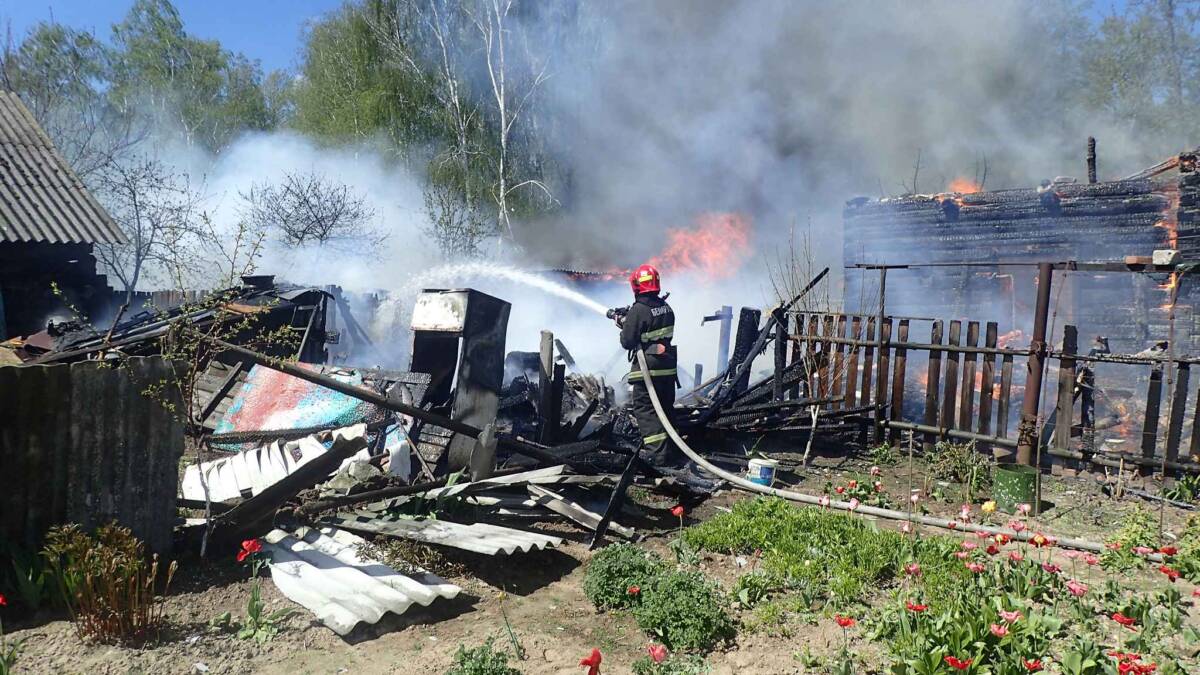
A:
[923, 320, 944, 452]
[1080, 363, 1096, 456]
[1052, 325, 1078, 454]
[772, 308, 786, 401]
[846, 316, 863, 408]
[830, 315, 847, 409]
[977, 322, 998, 451]
[1016, 262, 1053, 466]
[941, 320, 962, 433]
[874, 318, 893, 443]
[959, 321, 980, 431]
[1087, 136, 1097, 184]
[730, 308, 762, 394]
[1166, 363, 1190, 465]
[1141, 366, 1165, 474]
[538, 330, 556, 443]
[888, 319, 910, 446]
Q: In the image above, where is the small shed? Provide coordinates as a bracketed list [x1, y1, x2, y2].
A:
[0, 91, 125, 339]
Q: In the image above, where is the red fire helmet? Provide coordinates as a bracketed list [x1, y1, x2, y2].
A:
[629, 264, 661, 294]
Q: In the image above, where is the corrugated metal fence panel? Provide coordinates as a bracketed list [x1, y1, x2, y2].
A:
[0, 357, 184, 552]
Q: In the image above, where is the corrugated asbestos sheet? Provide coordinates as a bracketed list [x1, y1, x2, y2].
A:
[0, 358, 184, 552]
[322, 511, 563, 555]
[180, 427, 351, 503]
[0, 92, 125, 244]
[262, 525, 461, 635]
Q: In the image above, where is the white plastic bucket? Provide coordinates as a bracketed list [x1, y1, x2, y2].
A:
[747, 458, 778, 486]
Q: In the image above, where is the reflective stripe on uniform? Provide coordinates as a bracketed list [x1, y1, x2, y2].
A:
[640, 326, 674, 342]
[643, 432, 668, 444]
[628, 367, 678, 381]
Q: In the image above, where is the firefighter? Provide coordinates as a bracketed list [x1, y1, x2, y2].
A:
[615, 263, 683, 466]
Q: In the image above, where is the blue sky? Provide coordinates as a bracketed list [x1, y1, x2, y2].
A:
[0, 0, 1136, 76]
[0, 0, 344, 73]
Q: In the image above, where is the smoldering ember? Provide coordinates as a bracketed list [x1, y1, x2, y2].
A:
[9, 3, 1200, 675]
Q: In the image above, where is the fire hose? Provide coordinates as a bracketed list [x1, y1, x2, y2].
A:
[634, 349, 1159, 560]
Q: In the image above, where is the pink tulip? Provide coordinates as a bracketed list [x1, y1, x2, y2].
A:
[990, 623, 1009, 637]
[1066, 579, 1088, 597]
[848, 497, 860, 511]
[999, 610, 1023, 623]
[961, 541, 978, 551]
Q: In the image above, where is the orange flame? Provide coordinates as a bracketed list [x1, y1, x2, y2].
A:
[947, 177, 982, 194]
[647, 212, 752, 280]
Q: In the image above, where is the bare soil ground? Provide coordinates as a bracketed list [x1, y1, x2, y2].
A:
[7, 450, 1194, 674]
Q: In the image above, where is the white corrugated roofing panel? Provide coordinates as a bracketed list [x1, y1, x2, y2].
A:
[262, 525, 460, 636]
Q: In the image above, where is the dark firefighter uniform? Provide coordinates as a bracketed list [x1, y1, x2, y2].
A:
[620, 292, 680, 463]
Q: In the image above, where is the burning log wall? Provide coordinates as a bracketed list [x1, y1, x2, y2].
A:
[843, 152, 1200, 353]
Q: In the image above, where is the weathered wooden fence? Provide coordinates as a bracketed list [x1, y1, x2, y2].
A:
[0, 358, 184, 552]
[786, 311, 1200, 475]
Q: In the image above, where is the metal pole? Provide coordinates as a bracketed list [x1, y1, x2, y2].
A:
[1016, 262, 1053, 465]
[717, 305, 732, 372]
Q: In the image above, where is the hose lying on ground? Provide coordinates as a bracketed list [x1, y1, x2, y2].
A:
[635, 349, 1161, 561]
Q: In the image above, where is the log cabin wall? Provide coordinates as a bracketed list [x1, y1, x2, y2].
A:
[842, 151, 1200, 355]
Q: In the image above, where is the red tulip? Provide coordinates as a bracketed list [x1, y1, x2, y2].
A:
[1106, 541, 1122, 550]
[1030, 533, 1051, 548]
[985, 544, 1000, 556]
[670, 505, 685, 518]
[237, 538, 263, 562]
[835, 486, 846, 494]
[0, 593, 6, 606]
[580, 648, 602, 675]
[1112, 612, 1137, 628]
[627, 585, 641, 595]
[1159, 546, 1178, 556]
[647, 644, 667, 664]
[947, 521, 958, 529]
[1024, 659, 1043, 672]
[905, 601, 928, 612]
[1159, 565, 1181, 582]
[834, 614, 855, 628]
[847, 480, 858, 489]
[944, 655, 973, 670]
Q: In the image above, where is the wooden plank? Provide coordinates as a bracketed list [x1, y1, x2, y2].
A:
[1166, 363, 1190, 465]
[977, 322, 998, 447]
[874, 318, 893, 443]
[888, 319, 910, 445]
[820, 315, 835, 397]
[922, 320, 944, 452]
[538, 331, 555, 444]
[1053, 325, 1077, 453]
[830, 315, 847, 409]
[773, 309, 786, 401]
[845, 316, 862, 408]
[1141, 366, 1164, 473]
[787, 312, 802, 400]
[997, 353, 1014, 442]
[808, 314, 821, 398]
[941, 320, 962, 430]
[958, 321, 979, 430]
[860, 317, 877, 407]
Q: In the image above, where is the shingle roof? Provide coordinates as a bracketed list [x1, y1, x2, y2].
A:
[0, 91, 125, 244]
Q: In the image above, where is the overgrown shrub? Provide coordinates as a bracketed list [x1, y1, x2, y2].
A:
[1101, 505, 1159, 572]
[633, 570, 734, 652]
[927, 440, 992, 492]
[868, 442, 900, 466]
[41, 524, 176, 645]
[1177, 515, 1200, 582]
[584, 543, 668, 611]
[445, 637, 522, 675]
